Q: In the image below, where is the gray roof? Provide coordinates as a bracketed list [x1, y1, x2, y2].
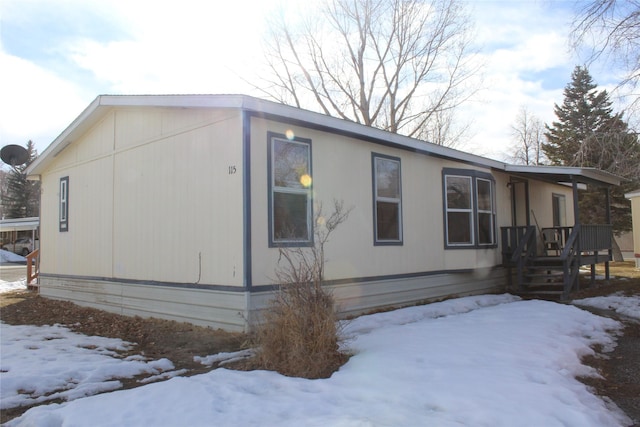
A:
[26, 94, 622, 187]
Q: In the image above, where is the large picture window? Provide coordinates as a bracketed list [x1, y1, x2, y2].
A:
[443, 169, 496, 248]
[373, 154, 402, 245]
[268, 133, 312, 246]
[59, 176, 69, 232]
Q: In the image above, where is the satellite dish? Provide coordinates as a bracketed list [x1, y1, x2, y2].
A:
[1, 144, 29, 166]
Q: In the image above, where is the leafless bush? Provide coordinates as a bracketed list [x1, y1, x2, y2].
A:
[253, 200, 352, 378]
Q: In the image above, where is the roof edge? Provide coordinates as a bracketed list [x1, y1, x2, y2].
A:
[625, 189, 640, 199]
[25, 94, 623, 189]
[505, 164, 622, 186]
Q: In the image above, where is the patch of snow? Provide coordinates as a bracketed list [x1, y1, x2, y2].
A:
[0, 323, 177, 410]
[0, 249, 26, 264]
[0, 278, 27, 294]
[194, 349, 255, 367]
[573, 293, 640, 320]
[4, 294, 632, 427]
[138, 369, 189, 384]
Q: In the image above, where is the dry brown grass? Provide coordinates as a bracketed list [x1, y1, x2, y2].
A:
[251, 200, 351, 379]
[595, 261, 640, 279]
[571, 261, 640, 299]
[253, 282, 348, 379]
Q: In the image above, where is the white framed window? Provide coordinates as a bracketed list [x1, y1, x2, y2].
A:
[268, 133, 312, 246]
[445, 175, 473, 245]
[443, 169, 496, 248]
[373, 154, 402, 245]
[59, 176, 69, 232]
[476, 178, 495, 245]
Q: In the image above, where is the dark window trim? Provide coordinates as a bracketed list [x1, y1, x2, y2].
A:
[59, 176, 69, 232]
[267, 132, 313, 248]
[372, 152, 403, 246]
[442, 168, 497, 249]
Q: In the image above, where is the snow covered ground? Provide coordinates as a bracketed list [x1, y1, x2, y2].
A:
[573, 293, 640, 320]
[0, 249, 26, 264]
[0, 277, 26, 294]
[1, 323, 179, 410]
[2, 293, 634, 427]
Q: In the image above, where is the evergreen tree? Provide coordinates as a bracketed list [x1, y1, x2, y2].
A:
[2, 141, 40, 218]
[543, 66, 640, 233]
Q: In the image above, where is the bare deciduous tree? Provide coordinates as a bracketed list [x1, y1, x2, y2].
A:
[570, 0, 640, 107]
[509, 107, 546, 165]
[260, 0, 481, 146]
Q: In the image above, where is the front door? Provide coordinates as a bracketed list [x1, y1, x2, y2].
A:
[510, 179, 530, 227]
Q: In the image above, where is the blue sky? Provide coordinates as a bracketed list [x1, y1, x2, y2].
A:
[0, 0, 631, 162]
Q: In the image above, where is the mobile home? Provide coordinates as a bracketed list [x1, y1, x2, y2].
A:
[26, 95, 620, 331]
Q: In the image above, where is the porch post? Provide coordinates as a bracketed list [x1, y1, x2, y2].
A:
[570, 176, 582, 292]
[509, 180, 517, 226]
[571, 176, 580, 225]
[524, 181, 531, 226]
[605, 187, 612, 282]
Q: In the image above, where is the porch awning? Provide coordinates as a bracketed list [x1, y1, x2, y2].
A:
[0, 217, 40, 233]
[504, 165, 621, 187]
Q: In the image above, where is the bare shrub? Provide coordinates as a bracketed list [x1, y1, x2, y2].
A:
[253, 200, 351, 378]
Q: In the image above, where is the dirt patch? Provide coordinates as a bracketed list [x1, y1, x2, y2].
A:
[568, 262, 640, 426]
[0, 293, 246, 366]
[0, 292, 247, 423]
[578, 320, 640, 427]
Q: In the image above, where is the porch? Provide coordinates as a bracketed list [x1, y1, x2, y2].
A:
[501, 224, 613, 299]
[501, 165, 621, 300]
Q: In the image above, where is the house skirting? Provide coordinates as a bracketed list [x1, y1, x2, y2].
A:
[38, 268, 507, 332]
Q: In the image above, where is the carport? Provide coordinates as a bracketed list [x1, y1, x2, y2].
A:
[0, 217, 40, 251]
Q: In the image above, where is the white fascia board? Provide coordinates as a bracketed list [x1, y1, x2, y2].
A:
[27, 94, 508, 177]
[625, 189, 640, 199]
[239, 95, 507, 170]
[26, 95, 104, 176]
[25, 94, 244, 176]
[102, 94, 507, 170]
[504, 164, 622, 186]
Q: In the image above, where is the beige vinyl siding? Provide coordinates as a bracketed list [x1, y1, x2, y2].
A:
[527, 181, 574, 228]
[39, 116, 116, 278]
[628, 193, 640, 266]
[111, 108, 244, 285]
[38, 107, 245, 287]
[249, 117, 509, 287]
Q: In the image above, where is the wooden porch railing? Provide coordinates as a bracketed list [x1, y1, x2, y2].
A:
[579, 224, 612, 252]
[559, 224, 612, 297]
[501, 226, 536, 291]
[26, 248, 39, 289]
[502, 224, 613, 299]
[559, 226, 581, 298]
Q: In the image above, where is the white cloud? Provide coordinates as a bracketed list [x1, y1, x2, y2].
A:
[0, 50, 90, 154]
[460, 1, 578, 160]
[61, 0, 279, 95]
[0, 0, 632, 161]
